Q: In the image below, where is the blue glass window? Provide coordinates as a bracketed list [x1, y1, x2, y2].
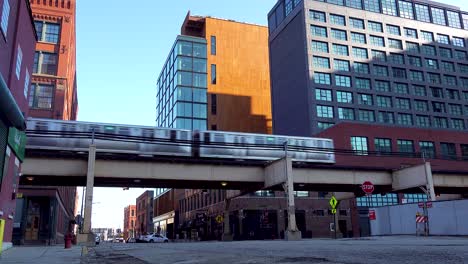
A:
[415, 4, 430, 22]
[398, 0, 414, 19]
[381, 0, 397, 16]
[431, 7, 446, 26]
[363, 0, 380, 13]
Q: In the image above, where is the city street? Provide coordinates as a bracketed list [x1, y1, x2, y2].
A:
[4, 236, 466, 264]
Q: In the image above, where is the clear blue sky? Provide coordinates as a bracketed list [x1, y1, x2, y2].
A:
[76, 0, 277, 229]
[75, 0, 466, 229]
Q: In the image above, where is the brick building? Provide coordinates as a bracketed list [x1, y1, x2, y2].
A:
[136, 191, 154, 237]
[0, 0, 36, 250]
[13, 0, 78, 245]
[123, 205, 136, 240]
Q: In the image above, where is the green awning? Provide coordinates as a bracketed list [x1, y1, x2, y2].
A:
[0, 74, 26, 131]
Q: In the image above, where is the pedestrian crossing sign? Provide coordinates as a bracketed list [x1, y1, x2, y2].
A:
[329, 196, 338, 209]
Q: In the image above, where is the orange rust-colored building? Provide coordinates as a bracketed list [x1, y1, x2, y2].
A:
[28, 0, 77, 120]
[13, 0, 78, 245]
[123, 205, 136, 240]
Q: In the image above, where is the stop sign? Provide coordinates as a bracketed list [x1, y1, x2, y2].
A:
[361, 181, 375, 195]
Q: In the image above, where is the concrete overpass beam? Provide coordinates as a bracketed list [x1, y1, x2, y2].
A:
[392, 162, 436, 201]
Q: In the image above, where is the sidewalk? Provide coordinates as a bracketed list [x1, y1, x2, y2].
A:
[0, 245, 83, 264]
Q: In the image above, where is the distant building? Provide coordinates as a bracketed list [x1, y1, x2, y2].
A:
[0, 0, 36, 250]
[123, 205, 136, 240]
[136, 191, 154, 237]
[14, 0, 78, 245]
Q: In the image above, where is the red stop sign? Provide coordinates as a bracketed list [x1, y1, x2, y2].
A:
[361, 181, 374, 195]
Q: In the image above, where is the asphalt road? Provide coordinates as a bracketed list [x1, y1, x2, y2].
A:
[90, 236, 468, 264]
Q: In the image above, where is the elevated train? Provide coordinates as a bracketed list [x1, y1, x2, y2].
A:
[26, 118, 335, 163]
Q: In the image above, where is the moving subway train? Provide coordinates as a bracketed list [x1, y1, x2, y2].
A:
[26, 118, 335, 163]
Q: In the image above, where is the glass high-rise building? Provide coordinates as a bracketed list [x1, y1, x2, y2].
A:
[156, 36, 208, 130]
[268, 0, 468, 136]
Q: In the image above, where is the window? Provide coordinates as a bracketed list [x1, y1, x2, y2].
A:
[441, 143, 457, 160]
[445, 11, 463, 25]
[334, 59, 350, 71]
[381, 0, 397, 16]
[318, 122, 334, 130]
[358, 109, 375, 122]
[15, 45, 22, 80]
[330, 14, 346, 26]
[432, 101, 446, 113]
[446, 89, 460, 100]
[211, 36, 217, 55]
[351, 137, 368, 155]
[464, 91, 468, 100]
[454, 50, 467, 60]
[346, 0, 363, 9]
[349, 17, 365, 29]
[368, 21, 383, 32]
[392, 67, 406, 79]
[211, 94, 217, 115]
[407, 56, 421, 67]
[431, 7, 446, 26]
[439, 48, 452, 59]
[388, 39, 402, 49]
[29, 84, 54, 109]
[337, 91, 353, 103]
[311, 25, 327, 37]
[375, 138, 392, 153]
[440, 61, 455, 72]
[378, 111, 394, 124]
[335, 75, 351, 87]
[388, 53, 404, 65]
[1, 0, 10, 37]
[24, 68, 30, 98]
[464, 14, 468, 30]
[396, 98, 410, 110]
[421, 45, 436, 56]
[363, 0, 380, 13]
[317, 105, 334, 118]
[420, 141, 435, 158]
[460, 64, 468, 74]
[310, 10, 326, 22]
[404, 28, 417, 39]
[399, 1, 414, 18]
[413, 85, 426, 96]
[313, 56, 330, 69]
[414, 100, 428, 111]
[463, 78, 468, 88]
[425, 59, 438, 70]
[415, 115, 431, 127]
[427, 73, 440, 84]
[415, 4, 430, 22]
[358, 93, 373, 105]
[406, 42, 419, 53]
[315, 88, 332, 101]
[397, 113, 413, 125]
[452, 37, 465, 48]
[421, 31, 434, 42]
[375, 80, 390, 92]
[377, 96, 392, 108]
[370, 35, 385, 47]
[371, 50, 386, 61]
[437, 34, 450, 45]
[328, 0, 345, 5]
[353, 62, 369, 74]
[398, 140, 414, 153]
[331, 29, 347, 40]
[33, 52, 58, 75]
[338, 107, 355, 120]
[373, 65, 388, 76]
[211, 64, 217, 84]
[386, 25, 400, 35]
[431, 87, 443, 98]
[285, 0, 294, 15]
[35, 21, 60, 43]
[355, 78, 371, 89]
[312, 40, 329, 53]
[448, 104, 463, 115]
[352, 47, 368, 59]
[332, 44, 349, 56]
[394, 83, 408, 94]
[314, 72, 331, 85]
[351, 32, 366, 44]
[462, 145, 468, 160]
[452, 119, 465, 130]
[443, 76, 457, 86]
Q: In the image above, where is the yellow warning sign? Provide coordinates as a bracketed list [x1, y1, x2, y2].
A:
[215, 215, 224, 224]
[329, 196, 338, 209]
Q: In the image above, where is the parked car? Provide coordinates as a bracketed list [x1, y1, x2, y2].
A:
[144, 234, 169, 243]
[126, 237, 136, 243]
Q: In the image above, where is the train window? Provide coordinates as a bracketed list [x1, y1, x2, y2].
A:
[180, 131, 189, 140]
[214, 134, 224, 142]
[37, 122, 48, 131]
[142, 129, 154, 138]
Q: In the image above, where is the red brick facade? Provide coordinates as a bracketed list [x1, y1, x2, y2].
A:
[136, 191, 153, 237]
[123, 205, 136, 240]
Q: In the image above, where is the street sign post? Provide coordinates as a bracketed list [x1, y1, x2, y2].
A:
[329, 196, 339, 239]
[361, 181, 375, 195]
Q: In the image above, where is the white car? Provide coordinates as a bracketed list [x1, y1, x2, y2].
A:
[144, 234, 169, 243]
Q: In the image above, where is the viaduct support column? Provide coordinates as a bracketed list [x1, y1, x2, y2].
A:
[283, 157, 301, 241]
[222, 198, 233, 241]
[78, 144, 96, 247]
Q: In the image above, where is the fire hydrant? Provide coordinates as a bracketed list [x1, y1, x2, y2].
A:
[64, 233, 73, 249]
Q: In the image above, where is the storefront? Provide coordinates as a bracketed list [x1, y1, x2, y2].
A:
[153, 211, 177, 239]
